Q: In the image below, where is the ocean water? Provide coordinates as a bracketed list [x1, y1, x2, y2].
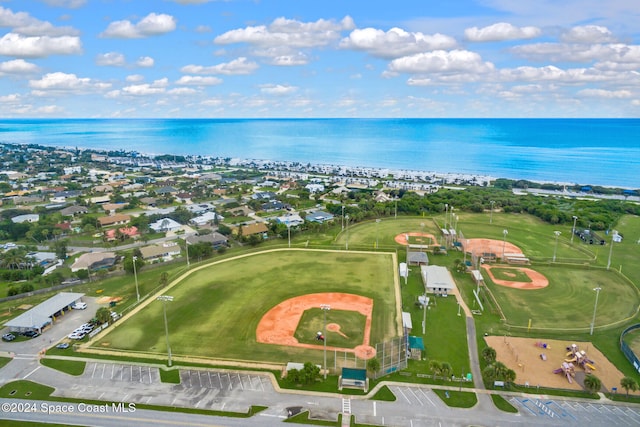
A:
[0, 118, 637, 188]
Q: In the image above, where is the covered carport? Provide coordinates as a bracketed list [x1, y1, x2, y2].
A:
[4, 292, 85, 334]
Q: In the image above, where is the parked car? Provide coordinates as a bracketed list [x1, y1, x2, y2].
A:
[67, 332, 85, 340]
[56, 342, 70, 349]
[72, 302, 87, 310]
[22, 330, 40, 338]
[2, 333, 15, 341]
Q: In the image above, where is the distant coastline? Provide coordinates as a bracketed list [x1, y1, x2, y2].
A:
[0, 118, 638, 188]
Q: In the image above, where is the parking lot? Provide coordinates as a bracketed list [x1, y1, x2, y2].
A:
[510, 396, 640, 425]
[83, 362, 160, 384]
[180, 369, 269, 392]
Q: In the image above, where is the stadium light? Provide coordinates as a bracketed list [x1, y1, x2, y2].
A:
[607, 231, 618, 270]
[320, 304, 331, 379]
[157, 295, 174, 366]
[590, 287, 602, 335]
[490, 200, 495, 224]
[553, 231, 561, 262]
[345, 215, 350, 250]
[376, 219, 381, 249]
[571, 215, 578, 244]
[132, 256, 140, 303]
[502, 229, 508, 260]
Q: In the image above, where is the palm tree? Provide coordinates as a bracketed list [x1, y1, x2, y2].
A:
[620, 377, 639, 399]
[583, 374, 602, 394]
[481, 347, 497, 364]
[440, 362, 453, 381]
[429, 360, 442, 380]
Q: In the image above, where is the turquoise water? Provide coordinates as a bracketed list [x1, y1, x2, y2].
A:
[0, 118, 637, 188]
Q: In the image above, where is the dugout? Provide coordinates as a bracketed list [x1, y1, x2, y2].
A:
[339, 368, 368, 392]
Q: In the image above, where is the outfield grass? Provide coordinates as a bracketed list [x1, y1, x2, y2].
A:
[95, 250, 399, 365]
[485, 265, 639, 329]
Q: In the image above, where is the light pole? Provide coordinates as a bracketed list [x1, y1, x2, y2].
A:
[571, 215, 578, 244]
[454, 214, 459, 239]
[185, 241, 190, 267]
[320, 304, 330, 379]
[607, 231, 618, 270]
[450, 207, 454, 231]
[502, 229, 508, 260]
[345, 215, 349, 250]
[157, 295, 174, 366]
[132, 256, 140, 302]
[553, 231, 561, 262]
[590, 287, 602, 335]
[444, 203, 448, 229]
[490, 200, 495, 224]
[394, 197, 398, 219]
[341, 205, 345, 231]
[286, 220, 291, 248]
[375, 219, 381, 249]
[420, 222, 425, 251]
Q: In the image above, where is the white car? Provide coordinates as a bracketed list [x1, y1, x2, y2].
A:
[68, 332, 85, 340]
[72, 302, 87, 310]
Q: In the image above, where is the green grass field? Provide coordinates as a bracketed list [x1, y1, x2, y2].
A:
[294, 308, 365, 348]
[484, 266, 638, 329]
[94, 249, 399, 365]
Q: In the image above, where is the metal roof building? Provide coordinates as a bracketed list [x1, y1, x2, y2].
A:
[4, 292, 84, 333]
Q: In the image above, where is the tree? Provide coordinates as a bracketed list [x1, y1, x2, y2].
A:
[366, 357, 380, 375]
[96, 307, 111, 324]
[583, 374, 602, 394]
[481, 347, 497, 364]
[51, 239, 68, 260]
[429, 360, 442, 380]
[620, 376, 639, 399]
[440, 362, 453, 381]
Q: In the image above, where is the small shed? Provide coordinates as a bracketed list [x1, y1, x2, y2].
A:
[470, 270, 484, 288]
[402, 312, 413, 331]
[407, 251, 429, 266]
[408, 336, 425, 360]
[421, 265, 455, 296]
[339, 368, 368, 392]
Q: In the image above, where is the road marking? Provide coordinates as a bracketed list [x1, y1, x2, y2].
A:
[395, 387, 411, 404]
[91, 363, 97, 378]
[373, 401, 376, 417]
[207, 372, 213, 388]
[417, 388, 435, 406]
[259, 414, 286, 419]
[198, 371, 203, 388]
[227, 373, 232, 390]
[101, 363, 106, 379]
[238, 373, 244, 390]
[139, 366, 143, 383]
[408, 387, 424, 406]
[111, 364, 115, 379]
[23, 365, 40, 379]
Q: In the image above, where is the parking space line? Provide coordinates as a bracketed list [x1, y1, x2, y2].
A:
[238, 373, 244, 390]
[407, 388, 423, 406]
[120, 365, 123, 381]
[101, 363, 106, 379]
[217, 372, 222, 389]
[91, 363, 97, 378]
[394, 387, 411, 404]
[185, 371, 191, 387]
[198, 371, 204, 388]
[227, 373, 232, 390]
[415, 388, 434, 406]
[206, 372, 212, 388]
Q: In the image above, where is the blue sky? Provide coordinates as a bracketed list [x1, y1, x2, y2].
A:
[0, 0, 639, 118]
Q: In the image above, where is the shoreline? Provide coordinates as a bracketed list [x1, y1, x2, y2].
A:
[1, 140, 637, 192]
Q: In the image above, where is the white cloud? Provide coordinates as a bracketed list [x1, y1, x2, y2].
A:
[29, 72, 111, 92]
[577, 88, 632, 98]
[36, 104, 64, 114]
[40, 0, 87, 8]
[96, 52, 126, 66]
[201, 98, 223, 107]
[176, 75, 222, 86]
[0, 93, 21, 103]
[0, 6, 78, 36]
[340, 27, 456, 59]
[260, 84, 298, 95]
[464, 22, 541, 42]
[122, 84, 165, 96]
[215, 16, 354, 50]
[126, 74, 145, 82]
[0, 59, 39, 74]
[388, 50, 494, 74]
[0, 33, 81, 58]
[100, 13, 177, 38]
[167, 87, 198, 95]
[511, 42, 640, 65]
[180, 57, 259, 75]
[195, 25, 212, 33]
[497, 65, 614, 83]
[136, 56, 155, 67]
[561, 25, 617, 44]
[269, 53, 309, 66]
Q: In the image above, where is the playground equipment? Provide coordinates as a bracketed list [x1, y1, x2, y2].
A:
[553, 362, 576, 384]
[565, 344, 596, 373]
